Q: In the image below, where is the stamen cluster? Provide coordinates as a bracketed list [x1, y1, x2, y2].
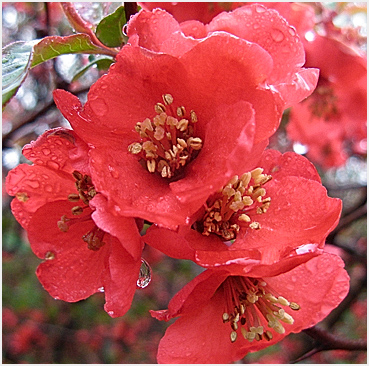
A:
[309, 85, 339, 120]
[200, 168, 272, 240]
[128, 94, 202, 179]
[221, 277, 300, 343]
[57, 171, 105, 251]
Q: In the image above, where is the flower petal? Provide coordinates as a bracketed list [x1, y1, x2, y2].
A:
[232, 176, 342, 262]
[6, 165, 75, 228]
[103, 240, 142, 317]
[28, 201, 108, 302]
[90, 194, 144, 260]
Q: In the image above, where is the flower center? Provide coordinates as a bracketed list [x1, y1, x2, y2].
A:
[196, 168, 272, 241]
[128, 94, 202, 180]
[309, 85, 339, 120]
[57, 170, 105, 251]
[220, 276, 300, 343]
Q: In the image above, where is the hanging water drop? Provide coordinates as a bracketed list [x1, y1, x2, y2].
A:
[136, 258, 152, 289]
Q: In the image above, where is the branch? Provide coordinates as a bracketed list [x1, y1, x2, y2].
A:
[124, 2, 138, 22]
[292, 326, 367, 363]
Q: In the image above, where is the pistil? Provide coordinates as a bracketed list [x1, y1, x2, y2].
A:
[221, 276, 300, 343]
[128, 94, 202, 180]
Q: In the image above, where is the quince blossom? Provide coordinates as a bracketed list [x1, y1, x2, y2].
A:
[151, 253, 350, 364]
[5, 128, 144, 317]
[287, 34, 367, 168]
[143, 150, 342, 265]
[53, 26, 285, 228]
[127, 4, 319, 108]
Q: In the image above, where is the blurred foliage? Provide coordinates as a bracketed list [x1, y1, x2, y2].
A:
[2, 2, 367, 364]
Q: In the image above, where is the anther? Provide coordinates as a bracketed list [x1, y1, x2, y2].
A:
[68, 193, 80, 202]
[71, 206, 84, 215]
[190, 110, 198, 123]
[163, 94, 174, 105]
[45, 251, 55, 260]
[249, 222, 261, 230]
[289, 302, 300, 311]
[155, 103, 166, 114]
[230, 331, 237, 343]
[187, 136, 203, 150]
[15, 192, 29, 202]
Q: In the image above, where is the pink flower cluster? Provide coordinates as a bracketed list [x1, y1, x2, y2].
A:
[6, 4, 353, 363]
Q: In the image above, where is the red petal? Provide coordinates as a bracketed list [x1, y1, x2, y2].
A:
[127, 8, 181, 52]
[264, 253, 350, 332]
[28, 201, 108, 302]
[232, 176, 342, 262]
[22, 127, 90, 174]
[90, 194, 144, 260]
[166, 270, 226, 318]
[103, 240, 142, 317]
[6, 164, 75, 229]
[207, 4, 306, 84]
[258, 150, 321, 183]
[170, 100, 257, 204]
[156, 289, 249, 364]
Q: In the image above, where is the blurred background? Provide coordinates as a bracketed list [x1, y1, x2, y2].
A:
[2, 2, 367, 363]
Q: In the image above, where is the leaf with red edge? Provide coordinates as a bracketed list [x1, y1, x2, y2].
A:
[31, 34, 106, 68]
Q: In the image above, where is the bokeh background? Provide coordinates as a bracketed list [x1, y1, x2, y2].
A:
[2, 2, 367, 363]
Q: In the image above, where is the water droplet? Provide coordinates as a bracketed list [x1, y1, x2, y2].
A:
[98, 287, 105, 292]
[271, 28, 285, 43]
[136, 258, 152, 289]
[42, 148, 51, 155]
[90, 98, 108, 117]
[288, 27, 296, 36]
[27, 180, 40, 189]
[108, 310, 114, 316]
[44, 184, 53, 192]
[47, 161, 60, 170]
[255, 4, 266, 13]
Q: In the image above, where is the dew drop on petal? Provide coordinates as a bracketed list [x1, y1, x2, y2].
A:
[46, 160, 60, 170]
[42, 148, 51, 155]
[44, 184, 53, 193]
[136, 258, 152, 289]
[90, 98, 108, 117]
[271, 28, 285, 43]
[255, 4, 266, 13]
[98, 286, 105, 292]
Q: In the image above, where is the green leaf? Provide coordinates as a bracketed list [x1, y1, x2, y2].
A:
[95, 5, 127, 48]
[31, 34, 105, 67]
[72, 56, 115, 82]
[2, 40, 38, 108]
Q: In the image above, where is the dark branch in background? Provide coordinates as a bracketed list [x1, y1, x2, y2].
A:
[292, 326, 367, 363]
[329, 201, 367, 239]
[124, 2, 138, 22]
[2, 86, 91, 147]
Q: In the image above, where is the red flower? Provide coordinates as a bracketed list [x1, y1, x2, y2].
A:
[143, 150, 342, 266]
[5, 128, 144, 317]
[53, 29, 284, 229]
[150, 253, 350, 363]
[138, 2, 242, 24]
[127, 4, 319, 108]
[287, 34, 367, 168]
